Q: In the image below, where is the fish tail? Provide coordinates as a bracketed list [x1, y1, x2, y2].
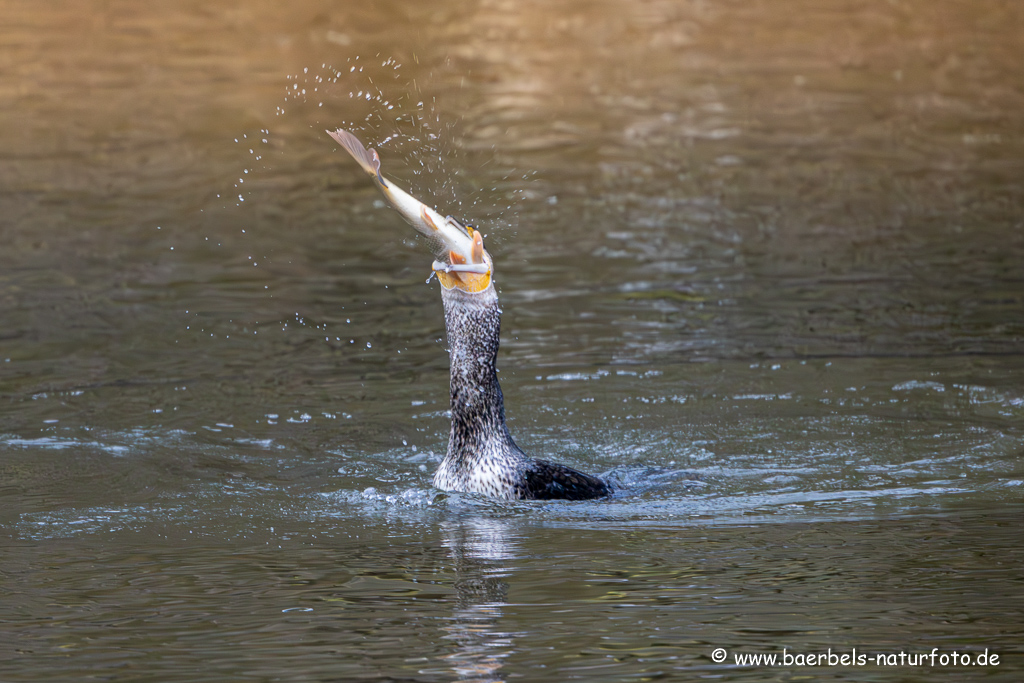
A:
[327, 129, 388, 189]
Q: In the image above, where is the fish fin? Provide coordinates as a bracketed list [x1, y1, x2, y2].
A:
[327, 129, 387, 188]
[420, 206, 440, 231]
[470, 230, 485, 265]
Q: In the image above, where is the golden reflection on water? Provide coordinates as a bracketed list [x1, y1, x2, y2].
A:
[5, 0, 1020, 170]
[4, 0, 1021, 313]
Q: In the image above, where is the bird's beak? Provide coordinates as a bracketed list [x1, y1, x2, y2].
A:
[435, 229, 493, 293]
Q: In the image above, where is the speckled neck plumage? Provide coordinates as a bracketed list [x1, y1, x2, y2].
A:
[432, 282, 611, 501]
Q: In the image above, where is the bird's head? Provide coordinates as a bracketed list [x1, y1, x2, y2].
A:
[435, 227, 493, 293]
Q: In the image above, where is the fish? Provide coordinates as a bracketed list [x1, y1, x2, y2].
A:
[327, 129, 488, 274]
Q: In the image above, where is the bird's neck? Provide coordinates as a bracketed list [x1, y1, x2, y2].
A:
[440, 283, 516, 462]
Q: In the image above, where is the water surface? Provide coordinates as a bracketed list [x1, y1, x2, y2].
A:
[2, 0, 1022, 680]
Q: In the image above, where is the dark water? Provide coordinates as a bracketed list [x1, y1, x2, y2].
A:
[2, 0, 1023, 680]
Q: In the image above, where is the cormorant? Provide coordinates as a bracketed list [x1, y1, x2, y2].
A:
[328, 129, 610, 501]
